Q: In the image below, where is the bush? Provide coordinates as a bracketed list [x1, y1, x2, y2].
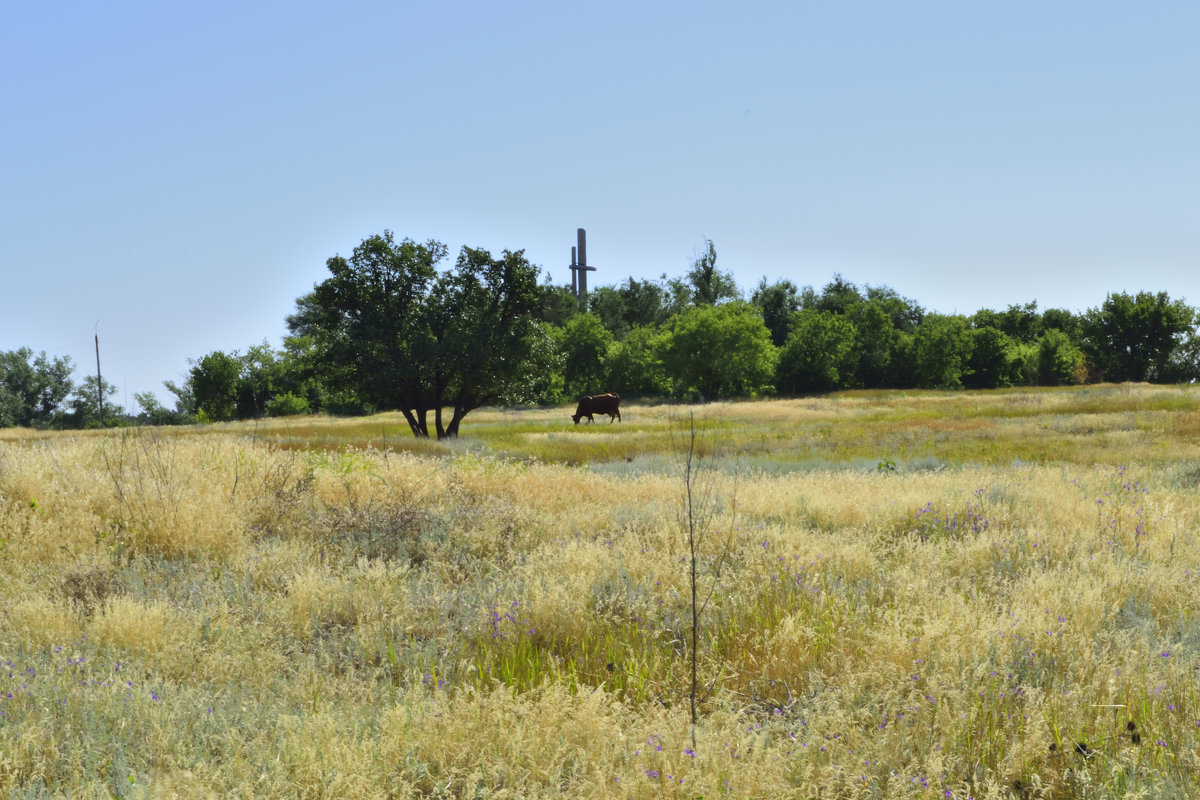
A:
[964, 327, 1016, 389]
[1009, 341, 1039, 386]
[659, 302, 777, 398]
[556, 314, 614, 397]
[266, 392, 311, 417]
[777, 309, 857, 393]
[1038, 329, 1087, 386]
[911, 314, 971, 389]
[604, 325, 670, 397]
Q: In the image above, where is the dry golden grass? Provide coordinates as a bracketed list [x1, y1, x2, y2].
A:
[0, 385, 1198, 797]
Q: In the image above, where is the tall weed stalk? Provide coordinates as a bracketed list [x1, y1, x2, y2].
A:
[676, 411, 737, 750]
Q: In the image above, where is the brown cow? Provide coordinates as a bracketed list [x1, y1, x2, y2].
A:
[572, 392, 621, 425]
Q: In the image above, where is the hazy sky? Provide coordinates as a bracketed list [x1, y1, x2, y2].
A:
[3, 2, 1198, 407]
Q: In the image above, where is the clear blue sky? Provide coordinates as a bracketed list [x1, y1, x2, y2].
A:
[3, 2, 1198, 407]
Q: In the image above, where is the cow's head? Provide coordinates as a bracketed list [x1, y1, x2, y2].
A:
[571, 413, 582, 424]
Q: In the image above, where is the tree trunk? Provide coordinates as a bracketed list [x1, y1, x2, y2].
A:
[444, 404, 470, 438]
[401, 408, 428, 438]
[434, 405, 447, 440]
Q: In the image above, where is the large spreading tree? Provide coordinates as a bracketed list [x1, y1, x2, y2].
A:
[288, 231, 553, 438]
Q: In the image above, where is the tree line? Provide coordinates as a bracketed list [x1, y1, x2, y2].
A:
[4, 231, 1198, 435]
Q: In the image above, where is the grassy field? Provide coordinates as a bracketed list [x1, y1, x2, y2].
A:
[1, 383, 1198, 798]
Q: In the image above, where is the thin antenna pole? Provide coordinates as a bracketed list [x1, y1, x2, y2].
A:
[95, 321, 103, 428]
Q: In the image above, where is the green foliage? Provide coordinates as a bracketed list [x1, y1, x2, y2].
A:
[911, 313, 972, 389]
[500, 322, 564, 406]
[604, 325, 670, 397]
[1082, 291, 1197, 382]
[1037, 328, 1087, 386]
[431, 246, 554, 434]
[587, 277, 674, 339]
[776, 309, 857, 393]
[65, 374, 126, 428]
[618, 276, 671, 329]
[556, 313, 614, 397]
[275, 335, 346, 414]
[751, 277, 800, 347]
[289, 231, 552, 438]
[847, 300, 905, 387]
[162, 377, 197, 417]
[1008, 340, 1040, 386]
[1165, 328, 1200, 384]
[1041, 307, 1081, 341]
[973, 303, 1043, 343]
[686, 239, 740, 305]
[190, 350, 242, 421]
[781, 277, 924, 390]
[970, 308, 1002, 331]
[810, 273, 864, 315]
[0, 347, 74, 428]
[969, 306, 1085, 388]
[235, 341, 287, 419]
[1001, 301, 1042, 342]
[662, 273, 694, 317]
[863, 284, 924, 332]
[585, 286, 629, 340]
[289, 231, 446, 432]
[133, 391, 192, 425]
[172, 339, 322, 423]
[964, 327, 1016, 389]
[659, 302, 777, 399]
[535, 281, 579, 327]
[265, 391, 311, 417]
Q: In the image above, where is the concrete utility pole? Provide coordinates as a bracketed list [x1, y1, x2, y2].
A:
[570, 246, 578, 296]
[569, 228, 596, 310]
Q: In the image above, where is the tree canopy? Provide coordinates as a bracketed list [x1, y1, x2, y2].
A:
[660, 302, 776, 399]
[287, 231, 552, 438]
[686, 239, 741, 306]
[777, 309, 857, 393]
[1082, 291, 1197, 382]
[0, 348, 74, 429]
[751, 278, 801, 347]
